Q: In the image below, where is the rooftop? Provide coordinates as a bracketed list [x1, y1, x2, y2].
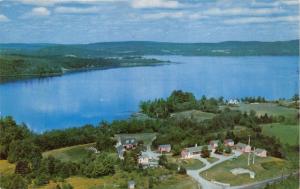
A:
[184, 145, 212, 153]
[121, 137, 137, 145]
[159, 144, 171, 148]
[255, 148, 266, 153]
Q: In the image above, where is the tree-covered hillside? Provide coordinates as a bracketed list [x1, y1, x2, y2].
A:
[0, 40, 298, 57]
[0, 55, 164, 83]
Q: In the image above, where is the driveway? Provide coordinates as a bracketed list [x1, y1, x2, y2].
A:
[186, 150, 242, 189]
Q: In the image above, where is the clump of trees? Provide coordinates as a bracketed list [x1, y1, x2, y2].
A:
[82, 153, 115, 178]
[215, 142, 224, 154]
[241, 96, 267, 103]
[201, 146, 210, 158]
[140, 90, 220, 118]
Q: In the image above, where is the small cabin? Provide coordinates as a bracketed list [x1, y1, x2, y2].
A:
[138, 152, 159, 168]
[255, 148, 267, 157]
[128, 180, 135, 189]
[181, 145, 212, 159]
[209, 140, 219, 149]
[235, 142, 251, 153]
[158, 144, 171, 153]
[228, 99, 239, 105]
[121, 138, 137, 149]
[224, 139, 234, 147]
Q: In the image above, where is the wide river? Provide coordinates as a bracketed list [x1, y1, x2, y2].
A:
[0, 56, 298, 132]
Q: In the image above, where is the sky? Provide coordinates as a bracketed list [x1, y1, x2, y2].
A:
[0, 0, 299, 43]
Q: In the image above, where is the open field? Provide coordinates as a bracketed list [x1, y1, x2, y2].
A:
[200, 154, 289, 186]
[179, 159, 205, 170]
[0, 160, 15, 175]
[114, 133, 157, 146]
[264, 175, 299, 189]
[30, 173, 199, 189]
[225, 103, 298, 120]
[154, 174, 199, 189]
[207, 157, 219, 164]
[167, 156, 205, 170]
[261, 123, 299, 145]
[43, 143, 95, 163]
[171, 110, 215, 122]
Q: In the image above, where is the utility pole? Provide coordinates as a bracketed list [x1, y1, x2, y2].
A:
[252, 147, 255, 164]
[248, 135, 251, 146]
[247, 135, 251, 166]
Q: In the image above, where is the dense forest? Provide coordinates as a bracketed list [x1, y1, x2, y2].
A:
[1, 40, 298, 57]
[0, 91, 299, 189]
[0, 55, 164, 83]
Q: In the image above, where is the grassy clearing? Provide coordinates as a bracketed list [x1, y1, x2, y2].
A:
[29, 177, 105, 189]
[31, 172, 198, 189]
[114, 133, 157, 146]
[264, 175, 299, 189]
[207, 157, 219, 164]
[227, 103, 298, 120]
[167, 156, 205, 170]
[180, 159, 205, 170]
[261, 123, 299, 145]
[42, 143, 95, 163]
[171, 110, 215, 122]
[154, 174, 199, 189]
[200, 154, 288, 186]
[0, 160, 15, 175]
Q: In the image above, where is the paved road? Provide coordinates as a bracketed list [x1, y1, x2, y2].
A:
[187, 150, 242, 189]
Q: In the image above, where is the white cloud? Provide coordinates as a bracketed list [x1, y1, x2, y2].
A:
[131, 0, 181, 9]
[14, 0, 124, 6]
[280, 0, 299, 6]
[142, 12, 184, 19]
[31, 7, 51, 16]
[224, 15, 300, 25]
[189, 13, 207, 20]
[251, 0, 299, 7]
[55, 6, 99, 14]
[22, 7, 50, 18]
[204, 7, 284, 16]
[0, 14, 9, 22]
[142, 11, 207, 20]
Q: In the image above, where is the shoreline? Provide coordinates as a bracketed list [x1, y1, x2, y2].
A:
[0, 60, 170, 84]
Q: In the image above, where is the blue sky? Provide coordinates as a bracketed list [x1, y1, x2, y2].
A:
[0, 0, 299, 43]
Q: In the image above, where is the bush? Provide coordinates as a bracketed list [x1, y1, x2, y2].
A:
[224, 146, 232, 154]
[83, 153, 115, 177]
[178, 166, 187, 175]
[33, 174, 50, 186]
[201, 146, 210, 158]
[165, 163, 178, 171]
[0, 174, 28, 189]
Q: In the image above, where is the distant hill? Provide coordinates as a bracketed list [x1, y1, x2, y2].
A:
[0, 40, 298, 57]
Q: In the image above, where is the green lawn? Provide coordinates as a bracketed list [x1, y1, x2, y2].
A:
[32, 171, 199, 189]
[180, 159, 205, 170]
[42, 143, 95, 163]
[226, 103, 298, 120]
[114, 133, 157, 146]
[154, 174, 199, 189]
[264, 175, 299, 189]
[167, 156, 205, 170]
[171, 110, 215, 122]
[200, 154, 289, 186]
[261, 123, 299, 145]
[207, 157, 219, 164]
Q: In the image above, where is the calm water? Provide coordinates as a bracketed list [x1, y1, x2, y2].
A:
[0, 56, 298, 132]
